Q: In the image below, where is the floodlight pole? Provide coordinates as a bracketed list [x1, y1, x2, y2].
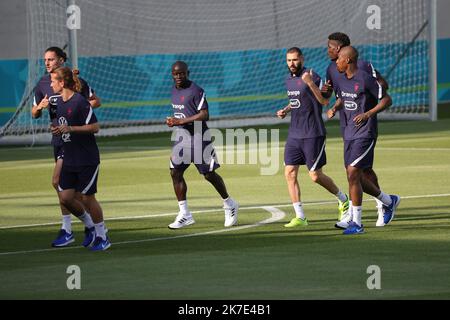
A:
[429, 0, 437, 121]
[67, 0, 79, 69]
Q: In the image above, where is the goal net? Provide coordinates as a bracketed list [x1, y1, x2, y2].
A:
[0, 0, 434, 144]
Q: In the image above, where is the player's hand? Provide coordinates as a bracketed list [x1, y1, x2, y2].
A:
[353, 112, 369, 127]
[301, 69, 313, 85]
[59, 124, 72, 134]
[166, 117, 182, 127]
[38, 94, 49, 110]
[321, 80, 332, 94]
[276, 109, 287, 119]
[50, 125, 61, 135]
[327, 108, 336, 119]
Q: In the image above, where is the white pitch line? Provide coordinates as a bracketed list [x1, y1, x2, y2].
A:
[1, 193, 450, 230]
[0, 206, 285, 256]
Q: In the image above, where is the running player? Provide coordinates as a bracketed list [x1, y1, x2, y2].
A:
[322, 32, 394, 228]
[277, 47, 349, 228]
[333, 46, 400, 235]
[32, 47, 101, 247]
[166, 61, 238, 229]
[51, 66, 110, 251]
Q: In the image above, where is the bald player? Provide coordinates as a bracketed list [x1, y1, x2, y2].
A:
[322, 32, 394, 228]
[333, 46, 400, 235]
[166, 61, 238, 229]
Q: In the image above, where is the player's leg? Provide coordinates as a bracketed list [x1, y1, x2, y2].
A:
[197, 141, 238, 227]
[168, 164, 195, 229]
[342, 139, 367, 234]
[52, 148, 73, 236]
[52, 147, 95, 243]
[283, 136, 308, 227]
[284, 165, 308, 227]
[304, 137, 349, 220]
[50, 160, 79, 247]
[362, 168, 399, 226]
[309, 169, 350, 219]
[363, 168, 384, 223]
[76, 165, 110, 251]
[356, 140, 400, 226]
[203, 171, 228, 199]
[170, 167, 188, 201]
[343, 165, 365, 235]
[203, 170, 238, 227]
[82, 194, 109, 250]
[53, 186, 84, 247]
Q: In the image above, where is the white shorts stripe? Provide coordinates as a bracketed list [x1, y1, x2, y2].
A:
[350, 141, 375, 167]
[169, 160, 174, 169]
[81, 165, 99, 194]
[209, 158, 215, 172]
[309, 140, 326, 172]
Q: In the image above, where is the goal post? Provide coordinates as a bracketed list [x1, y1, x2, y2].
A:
[0, 0, 437, 144]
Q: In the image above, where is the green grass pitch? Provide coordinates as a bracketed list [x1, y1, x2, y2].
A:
[1, 119, 450, 299]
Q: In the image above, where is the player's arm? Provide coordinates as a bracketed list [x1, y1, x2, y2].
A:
[321, 80, 333, 99]
[88, 93, 101, 109]
[81, 79, 101, 108]
[365, 62, 389, 91]
[375, 71, 389, 91]
[302, 70, 329, 106]
[276, 104, 291, 119]
[31, 94, 49, 119]
[353, 77, 392, 126]
[166, 109, 209, 127]
[59, 122, 100, 134]
[327, 98, 343, 119]
[353, 94, 391, 127]
[86, 86, 101, 109]
[321, 66, 333, 99]
[59, 104, 100, 134]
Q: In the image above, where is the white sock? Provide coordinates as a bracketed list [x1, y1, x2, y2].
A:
[348, 201, 353, 219]
[77, 211, 95, 229]
[178, 200, 190, 215]
[335, 190, 348, 202]
[293, 202, 305, 220]
[223, 197, 235, 208]
[374, 198, 384, 209]
[377, 191, 392, 206]
[352, 206, 362, 226]
[62, 215, 72, 233]
[94, 222, 106, 240]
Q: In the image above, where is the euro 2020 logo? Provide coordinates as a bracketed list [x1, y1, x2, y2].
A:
[59, 117, 71, 142]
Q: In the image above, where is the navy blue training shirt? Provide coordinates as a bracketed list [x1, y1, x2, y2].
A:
[56, 92, 100, 167]
[285, 67, 326, 139]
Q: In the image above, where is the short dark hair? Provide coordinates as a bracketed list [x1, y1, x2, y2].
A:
[172, 60, 189, 71]
[45, 46, 67, 62]
[328, 32, 351, 47]
[286, 47, 303, 56]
